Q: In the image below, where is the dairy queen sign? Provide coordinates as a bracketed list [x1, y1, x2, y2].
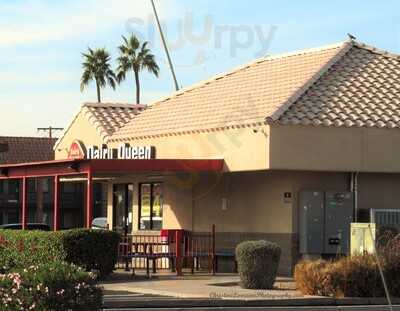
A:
[67, 140, 155, 160]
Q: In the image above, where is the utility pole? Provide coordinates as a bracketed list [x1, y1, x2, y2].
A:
[150, 0, 180, 91]
[37, 126, 64, 139]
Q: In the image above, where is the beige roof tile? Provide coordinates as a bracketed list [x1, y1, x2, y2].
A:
[110, 42, 347, 141]
[277, 42, 400, 129]
[54, 103, 144, 150]
[82, 103, 145, 140]
[108, 39, 400, 142]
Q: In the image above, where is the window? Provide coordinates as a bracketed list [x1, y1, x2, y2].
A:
[28, 179, 36, 193]
[139, 183, 163, 230]
[8, 180, 19, 196]
[0, 180, 4, 194]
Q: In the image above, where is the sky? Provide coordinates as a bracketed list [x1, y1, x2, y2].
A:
[1, 0, 400, 137]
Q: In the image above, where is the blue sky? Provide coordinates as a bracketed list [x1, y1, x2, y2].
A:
[1, 0, 399, 136]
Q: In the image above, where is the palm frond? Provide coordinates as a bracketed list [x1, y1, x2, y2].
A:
[80, 47, 116, 96]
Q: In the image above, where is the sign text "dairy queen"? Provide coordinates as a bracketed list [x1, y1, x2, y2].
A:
[87, 144, 155, 160]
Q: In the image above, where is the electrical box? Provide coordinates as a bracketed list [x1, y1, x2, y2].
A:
[299, 190, 324, 254]
[350, 223, 376, 255]
[324, 191, 353, 254]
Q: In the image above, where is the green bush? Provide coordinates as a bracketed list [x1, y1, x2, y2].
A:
[0, 230, 64, 272]
[235, 240, 281, 289]
[59, 229, 121, 276]
[0, 229, 121, 276]
[0, 261, 102, 311]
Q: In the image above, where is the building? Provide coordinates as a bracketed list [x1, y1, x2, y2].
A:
[2, 39, 400, 275]
[0, 136, 56, 225]
[0, 136, 56, 164]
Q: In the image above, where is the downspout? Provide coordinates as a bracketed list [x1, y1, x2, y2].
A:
[350, 172, 359, 222]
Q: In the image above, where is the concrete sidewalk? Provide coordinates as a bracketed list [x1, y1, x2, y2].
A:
[100, 270, 398, 310]
[101, 270, 308, 300]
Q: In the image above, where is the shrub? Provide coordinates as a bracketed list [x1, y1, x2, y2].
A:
[0, 230, 64, 272]
[329, 255, 383, 297]
[379, 235, 400, 297]
[235, 240, 281, 289]
[0, 261, 102, 311]
[294, 259, 331, 296]
[295, 255, 385, 297]
[58, 229, 121, 276]
[0, 229, 121, 276]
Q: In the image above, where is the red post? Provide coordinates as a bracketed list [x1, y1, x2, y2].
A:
[212, 224, 216, 275]
[86, 170, 93, 228]
[21, 177, 27, 230]
[175, 230, 183, 276]
[53, 175, 60, 231]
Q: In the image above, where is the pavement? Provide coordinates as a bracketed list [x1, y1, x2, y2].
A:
[100, 270, 399, 310]
[101, 270, 302, 299]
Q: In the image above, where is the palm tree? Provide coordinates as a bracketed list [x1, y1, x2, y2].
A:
[80, 47, 117, 103]
[116, 34, 160, 104]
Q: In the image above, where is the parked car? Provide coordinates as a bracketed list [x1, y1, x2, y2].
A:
[0, 223, 51, 231]
[91, 217, 108, 230]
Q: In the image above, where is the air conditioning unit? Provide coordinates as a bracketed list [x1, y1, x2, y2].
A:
[350, 223, 376, 255]
[370, 209, 400, 225]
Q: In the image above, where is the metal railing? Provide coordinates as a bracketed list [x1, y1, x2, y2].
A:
[117, 225, 216, 276]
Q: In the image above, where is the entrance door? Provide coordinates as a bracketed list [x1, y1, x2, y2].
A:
[112, 184, 133, 234]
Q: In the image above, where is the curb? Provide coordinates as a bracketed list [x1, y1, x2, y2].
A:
[102, 296, 399, 309]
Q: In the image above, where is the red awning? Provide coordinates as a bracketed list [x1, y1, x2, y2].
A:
[0, 158, 224, 179]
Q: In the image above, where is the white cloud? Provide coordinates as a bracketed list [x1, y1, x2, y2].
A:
[0, 0, 181, 46]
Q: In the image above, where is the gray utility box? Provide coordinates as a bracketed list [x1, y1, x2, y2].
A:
[299, 191, 324, 254]
[299, 190, 353, 255]
[324, 191, 353, 254]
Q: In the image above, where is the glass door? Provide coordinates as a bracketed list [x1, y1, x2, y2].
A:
[112, 184, 133, 234]
[139, 183, 163, 230]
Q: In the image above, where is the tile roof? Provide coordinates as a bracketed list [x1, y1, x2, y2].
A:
[274, 42, 400, 128]
[110, 41, 348, 141]
[82, 103, 145, 139]
[110, 39, 400, 142]
[54, 103, 144, 149]
[0, 137, 56, 164]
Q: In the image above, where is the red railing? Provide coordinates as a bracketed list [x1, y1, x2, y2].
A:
[118, 225, 216, 276]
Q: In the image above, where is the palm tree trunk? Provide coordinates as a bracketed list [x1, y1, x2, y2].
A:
[96, 81, 101, 103]
[134, 70, 140, 104]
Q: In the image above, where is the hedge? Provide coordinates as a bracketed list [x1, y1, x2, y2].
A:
[0, 230, 64, 272]
[59, 229, 121, 276]
[0, 261, 102, 311]
[0, 229, 121, 276]
[235, 240, 281, 289]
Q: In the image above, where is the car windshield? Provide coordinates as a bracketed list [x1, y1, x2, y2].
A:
[92, 218, 107, 228]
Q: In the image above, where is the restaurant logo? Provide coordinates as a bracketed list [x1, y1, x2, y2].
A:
[68, 141, 155, 160]
[67, 140, 86, 160]
[87, 144, 155, 160]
